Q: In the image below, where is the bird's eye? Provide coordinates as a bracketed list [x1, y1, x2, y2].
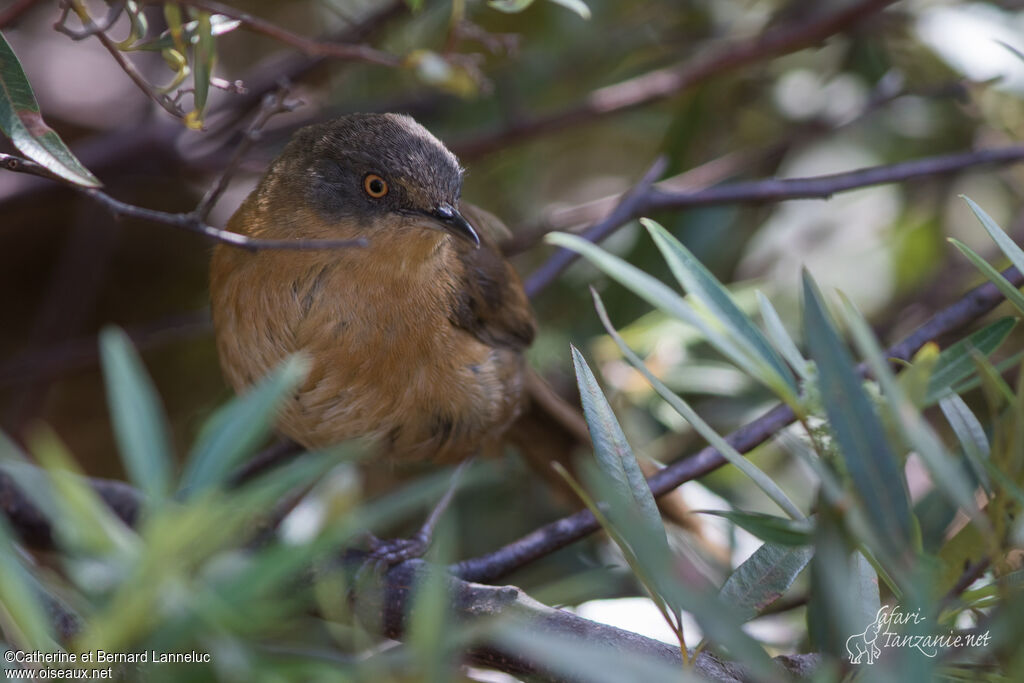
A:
[363, 173, 388, 198]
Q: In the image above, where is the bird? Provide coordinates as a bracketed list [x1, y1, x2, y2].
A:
[210, 113, 718, 564]
[210, 113, 576, 470]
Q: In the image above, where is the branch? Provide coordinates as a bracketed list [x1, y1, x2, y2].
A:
[523, 144, 1024, 298]
[136, 0, 402, 67]
[452, 0, 900, 159]
[57, 0, 186, 119]
[355, 557, 821, 681]
[454, 264, 1024, 583]
[0, 153, 365, 251]
[0, 466, 818, 680]
[194, 86, 300, 219]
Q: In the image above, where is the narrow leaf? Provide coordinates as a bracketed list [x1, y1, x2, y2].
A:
[756, 291, 810, 381]
[99, 327, 173, 502]
[548, 0, 591, 18]
[188, 11, 215, 129]
[924, 317, 1016, 405]
[593, 289, 804, 519]
[548, 232, 779, 400]
[839, 296, 983, 524]
[488, 0, 534, 11]
[964, 196, 1024, 277]
[939, 394, 992, 495]
[720, 542, 814, 622]
[694, 509, 812, 546]
[0, 519, 57, 651]
[570, 346, 668, 555]
[644, 218, 796, 396]
[181, 355, 308, 496]
[950, 238, 1024, 316]
[802, 272, 913, 559]
[0, 33, 100, 187]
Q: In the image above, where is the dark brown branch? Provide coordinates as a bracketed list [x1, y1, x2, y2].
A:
[0, 471, 818, 681]
[524, 156, 667, 297]
[523, 145, 1024, 298]
[136, 0, 402, 67]
[0, 153, 365, 251]
[454, 264, 1024, 583]
[356, 558, 821, 681]
[452, 0, 900, 159]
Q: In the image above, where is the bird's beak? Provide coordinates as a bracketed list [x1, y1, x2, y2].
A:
[431, 203, 480, 248]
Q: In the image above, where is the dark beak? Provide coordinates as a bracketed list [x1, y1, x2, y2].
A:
[432, 203, 480, 248]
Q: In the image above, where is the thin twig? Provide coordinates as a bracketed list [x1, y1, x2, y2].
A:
[452, 0, 900, 158]
[524, 156, 667, 297]
[58, 0, 186, 119]
[0, 153, 365, 251]
[194, 86, 300, 219]
[453, 264, 1024, 583]
[53, 0, 125, 40]
[136, 0, 402, 67]
[523, 145, 1024, 299]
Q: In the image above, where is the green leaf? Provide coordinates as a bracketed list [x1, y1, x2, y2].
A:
[592, 289, 804, 520]
[27, 428, 136, 555]
[802, 272, 913, 560]
[695, 510, 813, 546]
[839, 296, 984, 526]
[570, 346, 669, 559]
[488, 0, 534, 12]
[644, 219, 797, 399]
[548, 0, 591, 19]
[99, 327, 173, 503]
[548, 232, 774, 398]
[964, 196, 1024, 277]
[188, 11, 215, 128]
[939, 394, 991, 496]
[757, 291, 810, 381]
[114, 1, 149, 50]
[0, 518, 57, 652]
[128, 14, 241, 52]
[925, 317, 1016, 405]
[720, 542, 814, 622]
[0, 32, 100, 187]
[180, 355, 308, 496]
[950, 238, 1024, 316]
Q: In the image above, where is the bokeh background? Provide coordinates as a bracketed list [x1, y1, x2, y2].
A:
[3, 0, 1024, 652]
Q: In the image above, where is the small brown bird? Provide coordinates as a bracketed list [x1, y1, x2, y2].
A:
[210, 113, 568, 467]
[210, 114, 717, 561]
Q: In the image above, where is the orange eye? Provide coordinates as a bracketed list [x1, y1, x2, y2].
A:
[363, 174, 388, 198]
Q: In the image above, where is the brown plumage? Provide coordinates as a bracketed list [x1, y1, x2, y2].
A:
[210, 114, 544, 463]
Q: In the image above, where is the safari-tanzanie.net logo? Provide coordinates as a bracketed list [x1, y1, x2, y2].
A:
[846, 604, 991, 665]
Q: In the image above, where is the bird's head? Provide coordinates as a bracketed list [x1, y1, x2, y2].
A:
[244, 113, 479, 248]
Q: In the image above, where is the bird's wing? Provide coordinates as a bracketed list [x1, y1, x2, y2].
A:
[448, 202, 536, 351]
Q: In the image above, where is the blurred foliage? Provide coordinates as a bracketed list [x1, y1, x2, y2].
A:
[3, 0, 1024, 680]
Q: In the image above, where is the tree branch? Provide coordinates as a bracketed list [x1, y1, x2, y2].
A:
[523, 144, 1024, 298]
[0, 153, 364, 251]
[454, 263, 1024, 583]
[452, 0, 900, 159]
[194, 86, 300, 219]
[136, 0, 402, 67]
[355, 557, 820, 681]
